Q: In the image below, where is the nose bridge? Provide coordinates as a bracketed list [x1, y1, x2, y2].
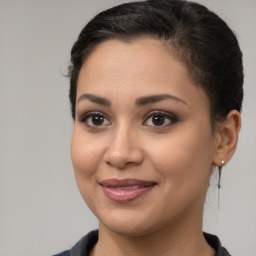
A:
[112, 122, 132, 150]
[104, 121, 143, 168]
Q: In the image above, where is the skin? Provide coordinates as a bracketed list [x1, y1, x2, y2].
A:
[71, 38, 241, 256]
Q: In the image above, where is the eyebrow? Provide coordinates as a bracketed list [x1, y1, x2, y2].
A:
[135, 94, 188, 107]
[77, 93, 111, 106]
[77, 93, 188, 107]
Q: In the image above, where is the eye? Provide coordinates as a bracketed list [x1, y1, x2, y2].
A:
[78, 112, 111, 127]
[143, 111, 177, 128]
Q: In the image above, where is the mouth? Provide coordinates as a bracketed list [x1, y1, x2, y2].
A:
[100, 179, 157, 203]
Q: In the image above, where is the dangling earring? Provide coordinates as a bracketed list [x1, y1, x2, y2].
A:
[218, 160, 225, 189]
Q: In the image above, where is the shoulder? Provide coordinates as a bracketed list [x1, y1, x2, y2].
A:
[204, 232, 231, 256]
[52, 230, 98, 256]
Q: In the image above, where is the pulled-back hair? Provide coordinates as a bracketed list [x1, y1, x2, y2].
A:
[68, 0, 243, 123]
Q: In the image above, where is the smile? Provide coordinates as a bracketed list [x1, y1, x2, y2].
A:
[100, 179, 156, 203]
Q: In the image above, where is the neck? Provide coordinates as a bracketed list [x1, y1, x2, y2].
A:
[91, 218, 215, 256]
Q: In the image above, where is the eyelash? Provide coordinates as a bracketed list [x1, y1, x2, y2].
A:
[78, 111, 111, 128]
[78, 110, 178, 129]
[143, 111, 178, 128]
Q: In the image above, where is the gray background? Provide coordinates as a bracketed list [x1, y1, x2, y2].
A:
[0, 0, 255, 255]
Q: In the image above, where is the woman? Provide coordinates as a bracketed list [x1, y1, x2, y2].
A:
[55, 0, 243, 255]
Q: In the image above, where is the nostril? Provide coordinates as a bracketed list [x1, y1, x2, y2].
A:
[104, 151, 144, 169]
[104, 157, 131, 169]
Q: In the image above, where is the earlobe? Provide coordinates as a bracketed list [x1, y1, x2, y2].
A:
[213, 110, 241, 166]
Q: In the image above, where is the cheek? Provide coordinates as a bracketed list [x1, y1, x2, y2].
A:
[146, 129, 215, 217]
[70, 127, 107, 212]
[71, 127, 103, 183]
[148, 126, 214, 187]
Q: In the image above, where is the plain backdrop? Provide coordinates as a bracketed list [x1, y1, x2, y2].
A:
[0, 0, 255, 255]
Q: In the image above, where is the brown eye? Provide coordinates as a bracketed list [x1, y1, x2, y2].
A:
[143, 111, 177, 128]
[92, 115, 104, 126]
[78, 112, 111, 127]
[152, 115, 165, 126]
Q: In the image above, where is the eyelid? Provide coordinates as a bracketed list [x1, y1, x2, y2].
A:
[77, 110, 177, 129]
[77, 111, 111, 127]
[143, 110, 178, 127]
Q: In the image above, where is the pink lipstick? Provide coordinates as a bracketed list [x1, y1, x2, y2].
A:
[100, 179, 156, 202]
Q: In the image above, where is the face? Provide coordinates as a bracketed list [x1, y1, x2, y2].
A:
[71, 38, 218, 236]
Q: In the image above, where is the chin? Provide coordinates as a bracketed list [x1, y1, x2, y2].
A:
[102, 222, 155, 237]
[96, 207, 167, 238]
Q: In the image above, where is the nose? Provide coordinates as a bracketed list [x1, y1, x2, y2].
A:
[103, 125, 144, 169]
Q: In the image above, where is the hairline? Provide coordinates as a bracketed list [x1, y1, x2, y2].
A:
[74, 35, 219, 131]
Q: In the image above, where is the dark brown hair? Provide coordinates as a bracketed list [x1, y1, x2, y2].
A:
[68, 0, 244, 123]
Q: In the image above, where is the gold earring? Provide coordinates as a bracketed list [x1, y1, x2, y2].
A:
[218, 160, 225, 189]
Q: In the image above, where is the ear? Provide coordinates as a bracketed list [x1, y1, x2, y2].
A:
[213, 110, 241, 166]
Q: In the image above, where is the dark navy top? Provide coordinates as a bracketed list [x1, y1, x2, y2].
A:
[53, 230, 231, 256]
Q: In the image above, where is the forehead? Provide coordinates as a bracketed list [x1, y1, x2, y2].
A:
[77, 38, 209, 110]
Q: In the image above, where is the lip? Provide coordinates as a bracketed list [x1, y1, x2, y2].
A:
[100, 179, 156, 203]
